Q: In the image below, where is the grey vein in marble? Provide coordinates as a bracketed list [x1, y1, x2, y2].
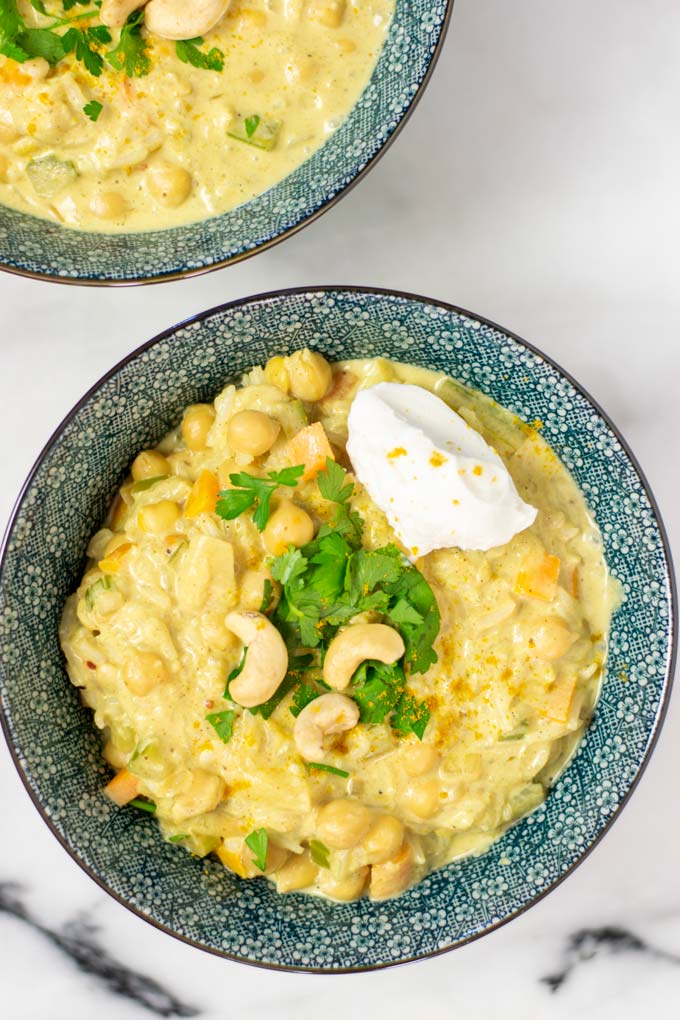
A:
[542, 926, 680, 992]
[0, 883, 200, 1017]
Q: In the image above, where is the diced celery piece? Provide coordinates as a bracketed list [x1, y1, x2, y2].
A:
[27, 155, 78, 198]
[84, 575, 112, 610]
[228, 114, 281, 151]
[279, 398, 308, 439]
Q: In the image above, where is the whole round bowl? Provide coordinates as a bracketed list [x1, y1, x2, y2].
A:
[0, 287, 675, 971]
[0, 2, 452, 286]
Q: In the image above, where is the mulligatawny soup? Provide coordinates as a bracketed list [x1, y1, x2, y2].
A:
[0, 0, 393, 231]
[60, 351, 617, 902]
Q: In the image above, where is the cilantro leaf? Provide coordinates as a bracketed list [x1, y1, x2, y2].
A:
[391, 689, 430, 740]
[245, 828, 268, 871]
[384, 566, 440, 675]
[309, 839, 330, 869]
[62, 25, 108, 76]
[29, 0, 48, 13]
[216, 465, 304, 531]
[317, 457, 354, 504]
[224, 649, 246, 698]
[259, 577, 274, 614]
[270, 546, 308, 587]
[351, 660, 406, 724]
[387, 598, 424, 628]
[206, 709, 235, 744]
[0, 0, 24, 40]
[106, 8, 149, 77]
[17, 27, 66, 63]
[289, 681, 321, 718]
[83, 98, 103, 121]
[176, 35, 224, 72]
[307, 762, 349, 778]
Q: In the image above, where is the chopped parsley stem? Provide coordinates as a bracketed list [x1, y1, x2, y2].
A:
[307, 762, 349, 778]
[128, 797, 156, 813]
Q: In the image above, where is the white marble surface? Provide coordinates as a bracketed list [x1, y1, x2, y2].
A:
[1, 0, 679, 1016]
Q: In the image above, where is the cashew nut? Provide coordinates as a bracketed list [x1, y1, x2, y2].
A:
[323, 624, 405, 690]
[293, 692, 359, 761]
[100, 0, 147, 28]
[225, 611, 288, 708]
[145, 0, 231, 40]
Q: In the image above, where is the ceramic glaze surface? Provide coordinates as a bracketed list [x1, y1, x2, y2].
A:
[0, 289, 674, 971]
[0, 1, 450, 284]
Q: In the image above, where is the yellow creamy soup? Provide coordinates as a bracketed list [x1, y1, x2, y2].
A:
[60, 352, 616, 902]
[0, 0, 393, 231]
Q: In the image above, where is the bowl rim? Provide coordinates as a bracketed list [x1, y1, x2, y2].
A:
[0, 2, 455, 289]
[1, 285, 676, 973]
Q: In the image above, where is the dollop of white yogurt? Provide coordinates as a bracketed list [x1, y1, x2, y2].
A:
[346, 382, 537, 557]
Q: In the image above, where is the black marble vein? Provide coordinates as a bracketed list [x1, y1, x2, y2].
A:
[543, 925, 680, 992]
[0, 882, 200, 1017]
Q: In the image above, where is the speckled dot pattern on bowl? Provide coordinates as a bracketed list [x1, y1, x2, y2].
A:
[0, 2, 451, 285]
[0, 288, 675, 972]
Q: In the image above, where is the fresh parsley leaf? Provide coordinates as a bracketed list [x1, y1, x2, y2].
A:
[83, 98, 103, 121]
[384, 565, 440, 675]
[351, 660, 406, 725]
[0, 0, 24, 41]
[387, 597, 424, 628]
[216, 465, 304, 532]
[29, 0, 48, 13]
[307, 762, 349, 778]
[128, 797, 156, 813]
[206, 709, 235, 744]
[289, 681, 321, 718]
[62, 25, 108, 76]
[391, 689, 430, 740]
[245, 828, 268, 871]
[259, 577, 274, 614]
[224, 648, 247, 698]
[17, 27, 66, 62]
[106, 8, 149, 77]
[176, 35, 224, 72]
[309, 839, 330, 869]
[270, 546, 308, 586]
[244, 113, 260, 137]
[317, 457, 354, 504]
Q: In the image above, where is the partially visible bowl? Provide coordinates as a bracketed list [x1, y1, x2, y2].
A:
[0, 2, 452, 286]
[0, 287, 675, 971]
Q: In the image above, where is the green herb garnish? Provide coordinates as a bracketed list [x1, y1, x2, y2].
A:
[216, 464, 304, 532]
[128, 797, 156, 813]
[168, 833, 188, 843]
[259, 577, 274, 614]
[206, 709, 235, 744]
[245, 828, 268, 871]
[131, 474, 168, 492]
[62, 23, 111, 76]
[268, 460, 438, 739]
[106, 8, 149, 77]
[84, 574, 112, 610]
[309, 839, 330, 869]
[307, 762, 349, 778]
[83, 98, 102, 121]
[228, 113, 281, 151]
[175, 35, 224, 72]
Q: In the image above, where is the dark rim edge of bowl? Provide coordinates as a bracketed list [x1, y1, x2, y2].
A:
[0, 284, 676, 975]
[0, 2, 456, 289]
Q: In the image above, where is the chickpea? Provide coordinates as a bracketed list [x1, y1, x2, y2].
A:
[131, 449, 170, 481]
[401, 742, 439, 777]
[287, 350, 332, 402]
[401, 778, 442, 820]
[318, 866, 367, 902]
[528, 617, 575, 661]
[309, 0, 346, 28]
[361, 815, 405, 865]
[90, 191, 128, 220]
[147, 162, 193, 208]
[227, 409, 280, 456]
[124, 652, 168, 696]
[201, 612, 238, 652]
[264, 501, 315, 556]
[22, 57, 50, 80]
[239, 569, 271, 611]
[369, 843, 414, 901]
[316, 799, 372, 850]
[263, 355, 290, 393]
[275, 851, 319, 894]
[182, 403, 215, 451]
[0, 155, 8, 183]
[172, 770, 224, 822]
[137, 500, 180, 535]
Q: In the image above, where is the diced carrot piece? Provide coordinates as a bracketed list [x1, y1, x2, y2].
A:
[104, 768, 139, 806]
[541, 674, 577, 724]
[98, 542, 133, 574]
[184, 469, 220, 518]
[515, 553, 561, 602]
[288, 422, 335, 481]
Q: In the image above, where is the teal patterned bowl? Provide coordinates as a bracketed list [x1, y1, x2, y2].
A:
[0, 2, 452, 286]
[0, 288, 675, 971]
